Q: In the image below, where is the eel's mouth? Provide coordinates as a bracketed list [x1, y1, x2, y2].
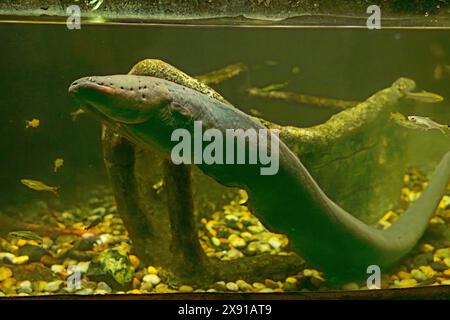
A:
[68, 76, 116, 103]
[68, 78, 129, 135]
[68, 77, 115, 120]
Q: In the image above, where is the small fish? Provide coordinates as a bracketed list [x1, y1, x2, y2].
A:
[8, 231, 43, 242]
[258, 82, 288, 93]
[53, 158, 64, 173]
[405, 91, 444, 103]
[407, 116, 450, 134]
[21, 179, 59, 196]
[70, 108, 87, 121]
[25, 118, 40, 129]
[265, 60, 278, 66]
[291, 66, 301, 74]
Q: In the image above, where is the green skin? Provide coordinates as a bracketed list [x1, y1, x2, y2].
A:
[69, 75, 450, 282]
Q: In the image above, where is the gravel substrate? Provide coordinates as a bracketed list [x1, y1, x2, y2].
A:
[0, 168, 449, 296]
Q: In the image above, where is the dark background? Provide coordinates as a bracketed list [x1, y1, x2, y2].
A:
[0, 24, 449, 207]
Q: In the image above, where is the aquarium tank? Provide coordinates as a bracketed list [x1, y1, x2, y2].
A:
[0, 0, 449, 301]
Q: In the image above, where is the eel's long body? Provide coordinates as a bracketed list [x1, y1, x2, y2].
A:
[69, 75, 450, 281]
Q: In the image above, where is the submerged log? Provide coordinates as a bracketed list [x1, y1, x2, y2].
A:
[247, 86, 360, 110]
[102, 112, 305, 285]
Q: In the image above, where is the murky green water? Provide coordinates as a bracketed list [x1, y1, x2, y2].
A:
[0, 22, 449, 296]
[0, 23, 449, 205]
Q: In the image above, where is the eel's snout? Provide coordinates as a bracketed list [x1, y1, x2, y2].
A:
[68, 75, 173, 125]
[68, 76, 116, 98]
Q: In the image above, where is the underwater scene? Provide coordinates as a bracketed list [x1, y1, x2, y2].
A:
[0, 22, 449, 298]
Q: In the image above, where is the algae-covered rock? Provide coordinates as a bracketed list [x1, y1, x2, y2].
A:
[87, 248, 134, 289]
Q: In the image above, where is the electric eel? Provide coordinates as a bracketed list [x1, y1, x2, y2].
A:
[68, 74, 450, 281]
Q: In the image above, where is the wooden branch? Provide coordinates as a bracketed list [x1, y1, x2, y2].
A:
[247, 87, 359, 110]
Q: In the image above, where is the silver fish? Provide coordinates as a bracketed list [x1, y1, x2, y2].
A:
[407, 116, 449, 134]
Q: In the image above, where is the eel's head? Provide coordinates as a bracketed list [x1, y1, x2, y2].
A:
[68, 75, 173, 125]
[68, 75, 196, 153]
